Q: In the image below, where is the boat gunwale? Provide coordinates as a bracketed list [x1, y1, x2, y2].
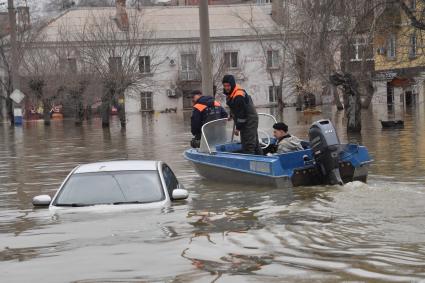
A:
[184, 149, 289, 179]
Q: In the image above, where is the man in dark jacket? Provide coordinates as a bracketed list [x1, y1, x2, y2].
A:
[222, 75, 262, 155]
[190, 90, 227, 148]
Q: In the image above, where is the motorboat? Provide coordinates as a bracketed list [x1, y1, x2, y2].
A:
[184, 114, 372, 188]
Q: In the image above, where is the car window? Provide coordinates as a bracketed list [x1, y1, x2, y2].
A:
[53, 170, 165, 206]
[162, 165, 179, 197]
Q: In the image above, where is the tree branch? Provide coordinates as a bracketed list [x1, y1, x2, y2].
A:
[398, 0, 425, 30]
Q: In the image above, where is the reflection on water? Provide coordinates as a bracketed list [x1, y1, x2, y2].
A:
[1, 104, 425, 282]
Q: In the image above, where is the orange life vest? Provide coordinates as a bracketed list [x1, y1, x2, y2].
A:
[193, 101, 221, 112]
[228, 85, 246, 101]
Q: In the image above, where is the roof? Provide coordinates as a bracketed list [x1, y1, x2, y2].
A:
[74, 160, 159, 173]
[38, 4, 277, 42]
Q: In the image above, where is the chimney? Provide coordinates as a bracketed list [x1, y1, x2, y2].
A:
[17, 6, 31, 31]
[116, 0, 129, 31]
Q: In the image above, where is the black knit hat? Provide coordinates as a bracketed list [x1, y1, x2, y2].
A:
[273, 122, 288, 132]
[222, 74, 236, 89]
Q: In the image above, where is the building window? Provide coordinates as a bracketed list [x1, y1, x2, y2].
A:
[109, 56, 122, 73]
[410, 34, 417, 58]
[141, 91, 153, 111]
[269, 86, 282, 103]
[139, 56, 151, 74]
[387, 35, 396, 59]
[352, 38, 363, 61]
[224, 51, 239, 69]
[180, 53, 197, 81]
[59, 58, 77, 73]
[267, 50, 280, 69]
[181, 53, 196, 71]
[350, 37, 374, 61]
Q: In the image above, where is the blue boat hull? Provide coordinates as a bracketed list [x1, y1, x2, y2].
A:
[184, 144, 372, 188]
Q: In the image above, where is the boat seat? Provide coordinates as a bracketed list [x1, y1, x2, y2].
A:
[216, 143, 243, 153]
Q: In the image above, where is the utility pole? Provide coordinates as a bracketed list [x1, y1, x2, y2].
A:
[199, 0, 213, 97]
[8, 0, 20, 125]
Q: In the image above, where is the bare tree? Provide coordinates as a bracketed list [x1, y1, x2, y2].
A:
[0, 36, 13, 122]
[20, 40, 63, 125]
[174, 42, 246, 107]
[398, 0, 425, 30]
[234, 6, 291, 113]
[75, 8, 161, 127]
[0, 15, 37, 123]
[255, 0, 384, 132]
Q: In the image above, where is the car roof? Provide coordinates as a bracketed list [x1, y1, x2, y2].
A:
[74, 160, 160, 174]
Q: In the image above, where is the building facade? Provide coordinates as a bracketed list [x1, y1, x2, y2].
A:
[373, 0, 425, 107]
[141, 0, 267, 6]
[22, 2, 300, 115]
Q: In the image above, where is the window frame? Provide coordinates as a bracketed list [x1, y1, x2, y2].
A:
[52, 170, 165, 206]
[387, 34, 397, 59]
[350, 37, 374, 62]
[140, 91, 153, 111]
[409, 33, 417, 59]
[267, 50, 280, 69]
[109, 56, 122, 73]
[139, 56, 151, 74]
[268, 85, 282, 103]
[181, 53, 197, 72]
[224, 51, 239, 69]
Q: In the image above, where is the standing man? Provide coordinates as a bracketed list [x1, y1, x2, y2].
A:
[191, 90, 227, 148]
[222, 74, 262, 155]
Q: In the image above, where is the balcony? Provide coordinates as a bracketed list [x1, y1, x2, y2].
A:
[179, 70, 201, 81]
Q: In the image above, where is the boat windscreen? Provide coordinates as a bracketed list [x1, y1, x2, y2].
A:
[199, 114, 277, 154]
[200, 118, 237, 153]
[258, 113, 278, 139]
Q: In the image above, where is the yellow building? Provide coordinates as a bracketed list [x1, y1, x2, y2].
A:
[373, 0, 425, 107]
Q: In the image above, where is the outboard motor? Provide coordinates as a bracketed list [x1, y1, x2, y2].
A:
[308, 119, 343, 185]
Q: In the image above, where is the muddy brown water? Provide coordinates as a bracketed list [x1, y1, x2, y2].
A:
[1, 105, 425, 282]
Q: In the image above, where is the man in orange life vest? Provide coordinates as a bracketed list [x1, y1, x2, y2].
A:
[222, 74, 262, 155]
[190, 90, 228, 148]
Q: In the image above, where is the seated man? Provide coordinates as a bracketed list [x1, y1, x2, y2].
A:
[269, 122, 304, 154]
[190, 90, 228, 148]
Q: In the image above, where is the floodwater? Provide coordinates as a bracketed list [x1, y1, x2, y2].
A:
[1, 104, 425, 283]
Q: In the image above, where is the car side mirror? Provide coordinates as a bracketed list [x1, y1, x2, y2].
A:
[32, 195, 52, 207]
[172, 189, 188, 201]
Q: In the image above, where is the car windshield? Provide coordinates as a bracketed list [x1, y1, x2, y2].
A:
[53, 170, 165, 206]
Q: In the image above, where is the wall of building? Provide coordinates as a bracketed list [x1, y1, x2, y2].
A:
[19, 37, 295, 115]
[174, 0, 254, 6]
[373, 75, 425, 106]
[125, 39, 297, 114]
[374, 2, 425, 71]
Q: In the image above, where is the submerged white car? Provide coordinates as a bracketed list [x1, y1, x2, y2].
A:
[32, 160, 189, 209]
